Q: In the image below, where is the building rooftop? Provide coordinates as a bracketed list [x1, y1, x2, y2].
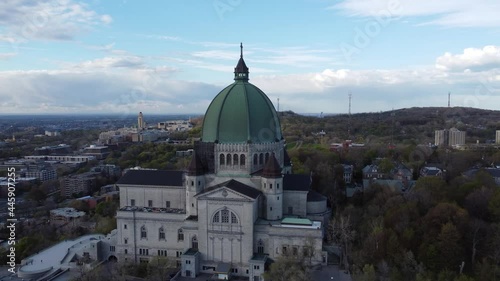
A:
[119, 206, 186, 214]
[116, 169, 184, 186]
[197, 179, 262, 199]
[283, 174, 310, 191]
[50, 207, 85, 218]
[281, 217, 313, 226]
[183, 248, 199, 256]
[306, 190, 326, 202]
[18, 234, 105, 273]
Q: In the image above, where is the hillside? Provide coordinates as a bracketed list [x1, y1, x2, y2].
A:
[280, 107, 500, 145]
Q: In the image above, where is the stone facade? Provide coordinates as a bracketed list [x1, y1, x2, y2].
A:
[113, 48, 331, 281]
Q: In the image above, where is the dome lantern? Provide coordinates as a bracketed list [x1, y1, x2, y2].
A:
[234, 43, 249, 81]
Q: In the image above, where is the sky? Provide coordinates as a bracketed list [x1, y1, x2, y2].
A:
[1, 0, 500, 115]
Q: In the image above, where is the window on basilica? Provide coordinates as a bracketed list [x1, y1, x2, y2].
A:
[226, 154, 232, 165]
[159, 227, 165, 240]
[240, 154, 245, 166]
[212, 209, 239, 224]
[257, 240, 264, 254]
[213, 212, 220, 223]
[178, 229, 184, 241]
[141, 226, 147, 239]
[233, 154, 238, 166]
[220, 154, 225, 166]
[253, 154, 258, 165]
[221, 210, 229, 223]
[192, 235, 198, 250]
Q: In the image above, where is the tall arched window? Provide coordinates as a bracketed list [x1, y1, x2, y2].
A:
[213, 212, 220, 223]
[231, 212, 238, 224]
[192, 235, 198, 250]
[212, 209, 239, 224]
[220, 154, 225, 166]
[240, 154, 245, 166]
[141, 226, 147, 239]
[257, 240, 264, 254]
[221, 209, 229, 223]
[253, 154, 258, 165]
[233, 154, 238, 166]
[226, 154, 232, 165]
[178, 229, 184, 241]
[159, 227, 165, 240]
[265, 152, 270, 163]
[259, 153, 264, 165]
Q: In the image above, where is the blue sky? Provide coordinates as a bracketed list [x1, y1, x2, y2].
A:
[1, 0, 500, 114]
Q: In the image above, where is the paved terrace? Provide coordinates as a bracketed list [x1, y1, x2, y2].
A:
[18, 234, 105, 279]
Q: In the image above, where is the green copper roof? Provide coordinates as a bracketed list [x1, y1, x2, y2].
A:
[281, 217, 313, 226]
[202, 80, 282, 143]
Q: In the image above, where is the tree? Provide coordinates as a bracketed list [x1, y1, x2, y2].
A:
[379, 158, 395, 174]
[488, 189, 500, 222]
[303, 235, 317, 267]
[26, 187, 47, 205]
[263, 256, 310, 281]
[437, 223, 464, 271]
[95, 201, 118, 217]
[328, 214, 356, 272]
[467, 219, 488, 266]
[414, 176, 447, 203]
[147, 256, 176, 281]
[354, 264, 377, 281]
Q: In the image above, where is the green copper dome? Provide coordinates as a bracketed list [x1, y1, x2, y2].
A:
[201, 44, 282, 143]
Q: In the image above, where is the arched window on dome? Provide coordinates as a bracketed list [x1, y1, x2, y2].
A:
[233, 154, 238, 166]
[265, 153, 270, 163]
[140, 225, 147, 239]
[240, 154, 245, 167]
[253, 154, 258, 165]
[259, 153, 264, 165]
[226, 154, 232, 166]
[220, 154, 225, 166]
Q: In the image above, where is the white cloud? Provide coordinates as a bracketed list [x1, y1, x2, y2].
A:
[436, 45, 500, 72]
[0, 0, 112, 42]
[75, 56, 146, 69]
[2, 45, 500, 114]
[0, 52, 16, 60]
[331, 0, 500, 28]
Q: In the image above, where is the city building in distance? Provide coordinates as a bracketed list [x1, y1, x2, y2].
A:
[435, 128, 466, 147]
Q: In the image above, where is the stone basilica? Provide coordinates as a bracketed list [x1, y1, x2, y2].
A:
[115, 45, 331, 280]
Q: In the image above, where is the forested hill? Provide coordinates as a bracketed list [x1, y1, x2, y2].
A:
[279, 107, 500, 145]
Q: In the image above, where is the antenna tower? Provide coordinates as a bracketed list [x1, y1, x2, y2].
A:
[348, 91, 352, 139]
[448, 92, 451, 108]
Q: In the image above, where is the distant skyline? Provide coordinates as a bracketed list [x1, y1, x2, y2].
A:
[1, 0, 500, 114]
